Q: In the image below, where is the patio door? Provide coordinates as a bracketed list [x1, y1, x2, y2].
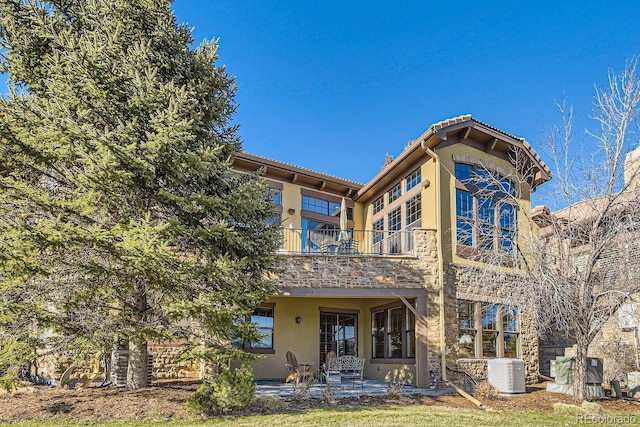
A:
[319, 312, 357, 365]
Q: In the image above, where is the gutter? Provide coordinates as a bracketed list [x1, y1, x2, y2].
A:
[421, 140, 447, 382]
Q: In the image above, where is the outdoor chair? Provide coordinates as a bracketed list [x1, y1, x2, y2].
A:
[338, 239, 358, 254]
[284, 351, 314, 387]
[318, 351, 336, 385]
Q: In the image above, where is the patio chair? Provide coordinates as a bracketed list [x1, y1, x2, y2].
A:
[318, 351, 336, 385]
[284, 351, 314, 387]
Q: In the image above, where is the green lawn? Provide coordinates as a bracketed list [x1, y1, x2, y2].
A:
[0, 405, 619, 427]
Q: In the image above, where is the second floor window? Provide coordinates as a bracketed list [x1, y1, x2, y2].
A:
[406, 193, 421, 226]
[455, 163, 516, 253]
[405, 168, 421, 191]
[387, 183, 402, 204]
[302, 195, 341, 216]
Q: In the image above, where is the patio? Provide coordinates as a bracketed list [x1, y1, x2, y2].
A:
[255, 378, 453, 400]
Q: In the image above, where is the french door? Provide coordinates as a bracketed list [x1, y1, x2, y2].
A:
[319, 312, 357, 365]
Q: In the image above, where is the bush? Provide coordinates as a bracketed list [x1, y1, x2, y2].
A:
[472, 380, 500, 400]
[187, 363, 256, 414]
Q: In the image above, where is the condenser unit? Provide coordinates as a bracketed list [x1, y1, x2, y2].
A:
[628, 372, 640, 398]
[487, 358, 526, 394]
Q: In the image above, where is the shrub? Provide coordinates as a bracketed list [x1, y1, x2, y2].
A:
[472, 380, 500, 400]
[187, 363, 257, 415]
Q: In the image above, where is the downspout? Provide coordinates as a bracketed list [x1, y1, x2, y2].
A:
[421, 140, 447, 382]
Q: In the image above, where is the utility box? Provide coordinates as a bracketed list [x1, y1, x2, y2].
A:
[487, 358, 526, 394]
[554, 357, 603, 386]
[628, 372, 640, 398]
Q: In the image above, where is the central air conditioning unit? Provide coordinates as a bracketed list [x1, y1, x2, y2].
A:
[628, 372, 640, 398]
[110, 350, 153, 387]
[554, 357, 603, 385]
[487, 358, 526, 394]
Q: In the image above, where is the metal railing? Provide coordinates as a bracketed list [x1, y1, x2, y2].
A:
[279, 228, 414, 256]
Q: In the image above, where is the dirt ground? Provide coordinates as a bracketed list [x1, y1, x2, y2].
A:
[1, 380, 639, 423]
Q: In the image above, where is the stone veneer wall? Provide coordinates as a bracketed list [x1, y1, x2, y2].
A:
[588, 296, 640, 387]
[452, 266, 540, 384]
[148, 341, 200, 379]
[37, 342, 201, 383]
[276, 229, 446, 380]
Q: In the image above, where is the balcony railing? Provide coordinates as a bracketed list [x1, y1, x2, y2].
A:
[279, 228, 415, 256]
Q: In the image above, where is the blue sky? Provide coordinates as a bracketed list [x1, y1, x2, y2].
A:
[2, 1, 639, 205]
[171, 0, 640, 201]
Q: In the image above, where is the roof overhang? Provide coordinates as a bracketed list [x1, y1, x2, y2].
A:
[355, 115, 551, 202]
[232, 152, 363, 198]
[423, 115, 552, 188]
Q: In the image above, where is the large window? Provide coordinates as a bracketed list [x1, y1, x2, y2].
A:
[455, 163, 516, 253]
[251, 307, 274, 349]
[372, 196, 384, 215]
[387, 207, 402, 254]
[457, 300, 520, 358]
[503, 306, 519, 358]
[387, 183, 402, 204]
[302, 195, 341, 216]
[372, 302, 416, 359]
[458, 301, 476, 358]
[406, 194, 421, 226]
[235, 307, 274, 351]
[301, 218, 339, 253]
[369, 167, 422, 255]
[405, 168, 421, 191]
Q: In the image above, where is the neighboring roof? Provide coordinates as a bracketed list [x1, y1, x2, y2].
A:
[232, 151, 363, 198]
[356, 114, 552, 202]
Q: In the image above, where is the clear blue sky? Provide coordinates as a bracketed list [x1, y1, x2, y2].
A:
[171, 0, 640, 199]
[2, 1, 639, 205]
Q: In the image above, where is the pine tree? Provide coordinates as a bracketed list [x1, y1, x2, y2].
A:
[0, 0, 280, 389]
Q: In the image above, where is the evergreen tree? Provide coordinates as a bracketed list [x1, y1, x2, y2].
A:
[0, 0, 280, 389]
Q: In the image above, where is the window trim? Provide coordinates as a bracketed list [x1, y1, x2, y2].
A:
[242, 304, 275, 354]
[371, 300, 416, 360]
[454, 162, 517, 255]
[457, 300, 520, 359]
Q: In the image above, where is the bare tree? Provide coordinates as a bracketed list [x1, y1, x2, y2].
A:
[458, 58, 640, 402]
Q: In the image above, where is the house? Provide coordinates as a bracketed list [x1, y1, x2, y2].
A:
[535, 145, 640, 384]
[230, 114, 551, 387]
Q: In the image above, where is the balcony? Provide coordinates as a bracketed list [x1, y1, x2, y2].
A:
[279, 228, 415, 256]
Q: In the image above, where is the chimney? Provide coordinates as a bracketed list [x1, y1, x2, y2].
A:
[624, 146, 640, 188]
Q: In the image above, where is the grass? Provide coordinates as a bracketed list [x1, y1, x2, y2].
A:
[0, 405, 607, 427]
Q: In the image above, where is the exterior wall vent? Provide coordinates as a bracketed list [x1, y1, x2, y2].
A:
[487, 358, 526, 394]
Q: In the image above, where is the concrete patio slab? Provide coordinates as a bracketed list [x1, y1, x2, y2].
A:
[255, 379, 454, 400]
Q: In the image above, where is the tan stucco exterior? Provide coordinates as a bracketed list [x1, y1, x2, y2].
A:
[145, 115, 551, 387]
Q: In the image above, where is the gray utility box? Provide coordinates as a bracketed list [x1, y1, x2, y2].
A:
[554, 357, 603, 385]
